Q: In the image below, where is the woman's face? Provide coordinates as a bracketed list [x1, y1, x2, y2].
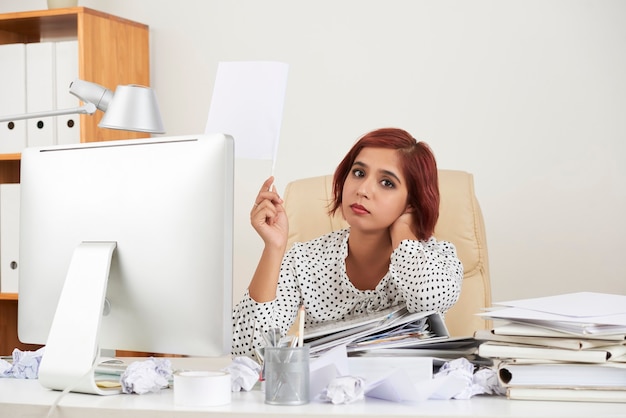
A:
[341, 147, 409, 232]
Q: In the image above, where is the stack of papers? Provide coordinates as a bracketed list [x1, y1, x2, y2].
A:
[476, 292, 626, 403]
[304, 305, 450, 355]
[478, 292, 626, 335]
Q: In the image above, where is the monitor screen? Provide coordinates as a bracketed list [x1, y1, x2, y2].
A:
[17, 134, 233, 394]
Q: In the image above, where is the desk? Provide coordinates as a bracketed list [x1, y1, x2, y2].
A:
[0, 357, 624, 418]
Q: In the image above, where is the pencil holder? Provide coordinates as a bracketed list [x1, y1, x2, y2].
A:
[264, 346, 310, 405]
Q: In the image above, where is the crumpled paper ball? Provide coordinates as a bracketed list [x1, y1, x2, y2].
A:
[435, 357, 505, 399]
[317, 376, 365, 404]
[0, 347, 45, 379]
[120, 357, 172, 394]
[222, 356, 262, 392]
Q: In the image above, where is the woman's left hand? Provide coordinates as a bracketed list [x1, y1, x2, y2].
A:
[390, 211, 417, 248]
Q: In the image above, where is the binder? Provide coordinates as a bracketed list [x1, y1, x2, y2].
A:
[506, 387, 626, 403]
[478, 340, 626, 363]
[0, 184, 20, 293]
[55, 40, 80, 145]
[0, 43, 27, 153]
[26, 42, 56, 147]
[497, 361, 626, 388]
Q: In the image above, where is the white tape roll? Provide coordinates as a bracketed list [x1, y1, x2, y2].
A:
[174, 371, 231, 407]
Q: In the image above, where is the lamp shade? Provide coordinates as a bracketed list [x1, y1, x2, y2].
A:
[99, 85, 165, 134]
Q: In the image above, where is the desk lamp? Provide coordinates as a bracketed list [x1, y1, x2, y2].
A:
[0, 79, 165, 134]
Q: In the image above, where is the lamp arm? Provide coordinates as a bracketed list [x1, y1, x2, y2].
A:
[0, 102, 97, 123]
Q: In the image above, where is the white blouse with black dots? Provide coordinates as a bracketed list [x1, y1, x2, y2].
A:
[231, 228, 463, 357]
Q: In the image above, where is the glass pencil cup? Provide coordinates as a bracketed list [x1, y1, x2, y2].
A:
[264, 346, 310, 405]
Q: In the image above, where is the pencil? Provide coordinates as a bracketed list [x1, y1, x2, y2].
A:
[297, 305, 305, 348]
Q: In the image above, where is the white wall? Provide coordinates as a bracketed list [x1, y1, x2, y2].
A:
[2, 1, 625, 305]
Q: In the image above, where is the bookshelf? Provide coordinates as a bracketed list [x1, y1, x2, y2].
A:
[0, 7, 151, 355]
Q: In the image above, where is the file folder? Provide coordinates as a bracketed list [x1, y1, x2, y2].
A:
[55, 40, 80, 145]
[26, 42, 56, 147]
[0, 43, 27, 153]
[0, 184, 20, 293]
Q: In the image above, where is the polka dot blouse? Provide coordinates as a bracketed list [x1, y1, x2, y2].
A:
[232, 228, 463, 357]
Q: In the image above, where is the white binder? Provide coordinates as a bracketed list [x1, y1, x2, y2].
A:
[26, 42, 56, 147]
[0, 43, 27, 153]
[0, 184, 20, 294]
[55, 40, 80, 145]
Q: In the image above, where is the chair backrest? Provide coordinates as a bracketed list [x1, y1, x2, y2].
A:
[282, 170, 491, 337]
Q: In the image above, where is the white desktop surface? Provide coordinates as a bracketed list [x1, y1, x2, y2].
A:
[0, 357, 624, 418]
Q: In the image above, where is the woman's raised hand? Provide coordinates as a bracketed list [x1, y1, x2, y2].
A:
[250, 176, 288, 250]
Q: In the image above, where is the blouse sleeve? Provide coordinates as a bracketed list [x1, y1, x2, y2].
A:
[389, 237, 463, 314]
[231, 248, 303, 358]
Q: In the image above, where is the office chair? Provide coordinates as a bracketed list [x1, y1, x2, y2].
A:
[282, 170, 491, 337]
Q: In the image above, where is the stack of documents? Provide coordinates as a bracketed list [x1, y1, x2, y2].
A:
[303, 305, 451, 356]
[304, 305, 485, 366]
[476, 292, 626, 402]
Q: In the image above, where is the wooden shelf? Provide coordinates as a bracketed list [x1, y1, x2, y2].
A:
[0, 7, 150, 355]
[0, 7, 150, 143]
[0, 154, 21, 162]
[0, 8, 79, 42]
[0, 7, 146, 45]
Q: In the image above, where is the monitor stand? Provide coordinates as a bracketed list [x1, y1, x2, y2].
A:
[38, 241, 120, 395]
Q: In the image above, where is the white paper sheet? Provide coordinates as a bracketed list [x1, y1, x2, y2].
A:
[478, 307, 626, 328]
[478, 293, 626, 335]
[309, 345, 349, 398]
[205, 61, 289, 173]
[350, 357, 433, 402]
[494, 292, 626, 318]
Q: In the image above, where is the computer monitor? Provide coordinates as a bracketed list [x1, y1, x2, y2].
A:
[17, 134, 234, 395]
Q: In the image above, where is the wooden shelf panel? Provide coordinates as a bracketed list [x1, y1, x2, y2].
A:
[0, 7, 148, 44]
[0, 8, 81, 43]
[0, 153, 21, 161]
[0, 298, 43, 355]
[0, 159, 20, 183]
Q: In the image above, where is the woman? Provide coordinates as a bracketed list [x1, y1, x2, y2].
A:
[232, 127, 463, 357]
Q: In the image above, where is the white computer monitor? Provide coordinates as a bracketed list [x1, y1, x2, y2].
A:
[17, 134, 233, 395]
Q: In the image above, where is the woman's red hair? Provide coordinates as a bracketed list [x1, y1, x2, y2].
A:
[329, 128, 440, 240]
